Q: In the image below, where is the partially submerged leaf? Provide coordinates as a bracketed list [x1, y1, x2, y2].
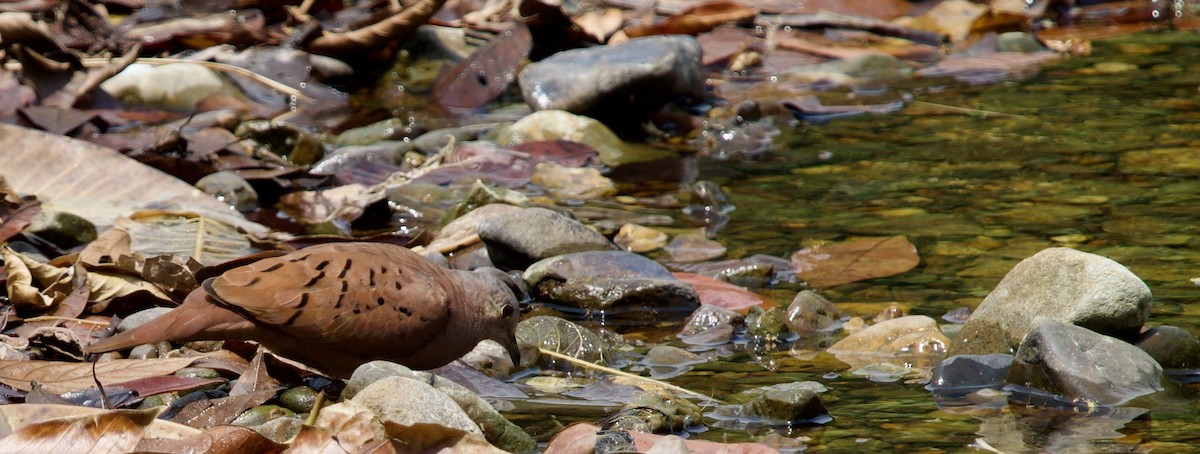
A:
[673, 272, 768, 312]
[624, 0, 758, 37]
[0, 358, 200, 393]
[790, 236, 920, 288]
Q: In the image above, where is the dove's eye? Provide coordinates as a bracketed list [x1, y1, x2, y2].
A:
[502, 304, 515, 317]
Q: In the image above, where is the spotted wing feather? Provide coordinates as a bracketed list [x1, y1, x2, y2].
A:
[206, 243, 454, 359]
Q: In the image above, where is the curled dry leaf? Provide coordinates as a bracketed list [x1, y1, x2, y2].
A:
[0, 357, 200, 393]
[383, 421, 507, 454]
[790, 236, 920, 289]
[6, 245, 174, 306]
[2, 246, 55, 310]
[288, 400, 378, 453]
[277, 184, 384, 227]
[624, 0, 758, 38]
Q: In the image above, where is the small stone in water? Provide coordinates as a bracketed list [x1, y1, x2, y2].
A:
[664, 232, 727, 262]
[942, 306, 972, 324]
[873, 303, 905, 323]
[279, 386, 318, 413]
[614, 223, 668, 253]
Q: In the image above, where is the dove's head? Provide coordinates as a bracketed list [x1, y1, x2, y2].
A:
[455, 267, 524, 368]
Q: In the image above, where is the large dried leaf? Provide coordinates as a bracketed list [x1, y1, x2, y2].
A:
[0, 407, 154, 453]
[0, 358, 200, 393]
[0, 404, 201, 441]
[171, 350, 277, 428]
[114, 211, 256, 266]
[0, 124, 266, 234]
[432, 23, 532, 109]
[138, 424, 285, 454]
[2, 245, 55, 310]
[790, 236, 920, 289]
[383, 421, 506, 454]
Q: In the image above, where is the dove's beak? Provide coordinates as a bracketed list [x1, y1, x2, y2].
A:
[500, 332, 521, 367]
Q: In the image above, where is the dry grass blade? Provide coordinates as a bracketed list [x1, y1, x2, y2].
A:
[538, 348, 723, 404]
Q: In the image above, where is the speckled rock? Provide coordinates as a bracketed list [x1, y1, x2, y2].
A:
[949, 248, 1152, 356]
[350, 376, 480, 435]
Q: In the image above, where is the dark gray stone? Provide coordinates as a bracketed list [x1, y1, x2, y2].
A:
[519, 35, 704, 127]
[477, 207, 616, 270]
[523, 251, 699, 319]
[949, 247, 1152, 356]
[1008, 317, 1164, 406]
[1135, 325, 1200, 369]
[927, 354, 1014, 397]
[24, 210, 97, 248]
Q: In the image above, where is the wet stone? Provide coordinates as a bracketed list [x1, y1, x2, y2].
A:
[523, 251, 700, 319]
[997, 32, 1045, 53]
[1134, 325, 1200, 370]
[678, 305, 742, 346]
[663, 232, 726, 262]
[927, 354, 1014, 398]
[235, 120, 325, 165]
[640, 345, 706, 379]
[519, 35, 704, 128]
[530, 162, 617, 200]
[746, 306, 787, 338]
[279, 386, 318, 413]
[739, 382, 829, 424]
[412, 123, 505, 155]
[232, 405, 294, 427]
[672, 258, 777, 288]
[477, 207, 617, 270]
[24, 210, 97, 248]
[1009, 317, 1164, 406]
[949, 248, 1153, 356]
[334, 117, 421, 147]
[828, 315, 949, 356]
[785, 291, 845, 335]
[613, 223, 667, 253]
[196, 171, 259, 212]
[310, 141, 412, 175]
[350, 376, 481, 435]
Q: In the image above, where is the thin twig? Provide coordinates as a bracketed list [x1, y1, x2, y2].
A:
[305, 391, 328, 426]
[23, 316, 110, 326]
[910, 101, 1025, 118]
[81, 57, 311, 101]
[537, 348, 723, 404]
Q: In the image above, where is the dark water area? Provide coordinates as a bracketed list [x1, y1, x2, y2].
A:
[667, 32, 1200, 451]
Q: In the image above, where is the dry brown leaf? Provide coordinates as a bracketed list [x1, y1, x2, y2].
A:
[624, 0, 757, 37]
[0, 404, 201, 440]
[573, 8, 625, 42]
[0, 357, 200, 393]
[170, 349, 277, 428]
[0, 407, 152, 453]
[543, 423, 600, 454]
[117, 211, 256, 267]
[78, 228, 133, 267]
[138, 424, 285, 454]
[277, 184, 383, 226]
[312, 401, 378, 452]
[0, 124, 264, 234]
[9, 245, 175, 305]
[432, 23, 532, 109]
[2, 245, 55, 310]
[791, 236, 920, 289]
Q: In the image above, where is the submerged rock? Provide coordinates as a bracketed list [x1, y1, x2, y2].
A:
[927, 354, 1014, 397]
[519, 35, 704, 128]
[24, 210, 97, 249]
[828, 315, 948, 357]
[678, 305, 742, 346]
[477, 207, 617, 270]
[613, 223, 668, 253]
[663, 232, 727, 262]
[738, 382, 829, 425]
[640, 345, 706, 379]
[1008, 318, 1164, 406]
[524, 251, 700, 320]
[949, 248, 1152, 356]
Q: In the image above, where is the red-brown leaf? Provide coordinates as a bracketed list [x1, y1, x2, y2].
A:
[432, 23, 532, 109]
[673, 272, 768, 312]
[790, 236, 920, 289]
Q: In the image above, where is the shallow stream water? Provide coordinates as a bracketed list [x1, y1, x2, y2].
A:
[596, 32, 1200, 451]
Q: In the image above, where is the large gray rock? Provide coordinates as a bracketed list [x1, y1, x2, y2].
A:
[927, 354, 1014, 398]
[1008, 318, 1164, 406]
[949, 248, 1152, 356]
[523, 251, 699, 319]
[519, 35, 704, 127]
[350, 376, 480, 435]
[477, 207, 617, 270]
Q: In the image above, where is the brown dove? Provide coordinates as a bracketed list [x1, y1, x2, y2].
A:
[84, 242, 522, 377]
